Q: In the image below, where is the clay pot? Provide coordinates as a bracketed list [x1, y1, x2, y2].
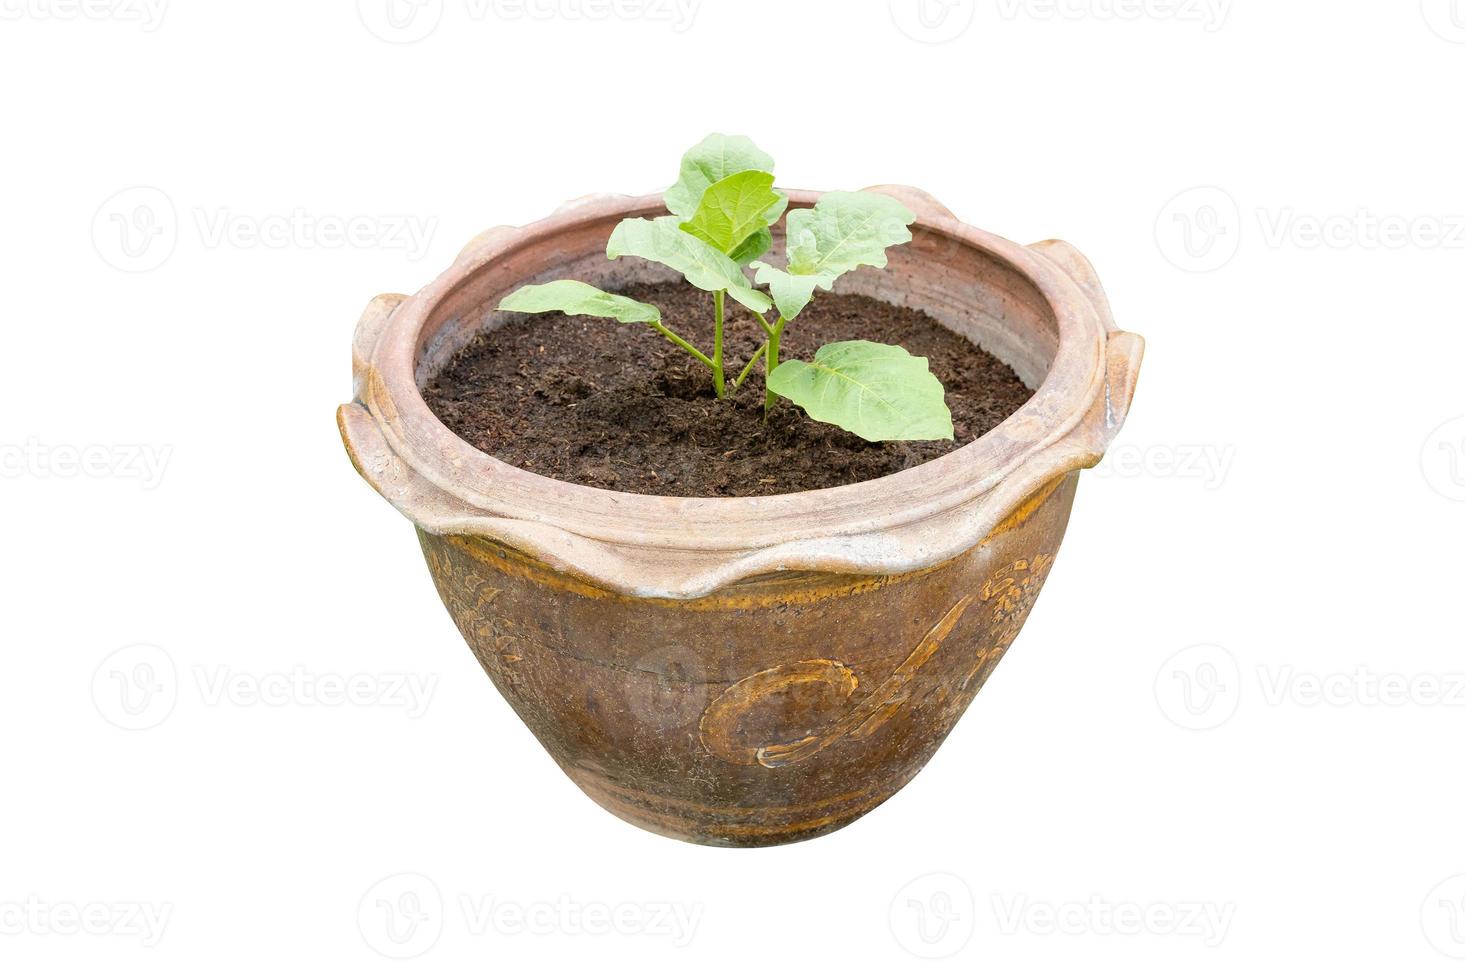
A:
[338, 187, 1143, 847]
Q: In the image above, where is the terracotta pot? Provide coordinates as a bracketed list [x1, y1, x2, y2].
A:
[338, 187, 1143, 847]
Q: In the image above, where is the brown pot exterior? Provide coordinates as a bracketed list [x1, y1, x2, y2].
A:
[339, 187, 1143, 846]
[419, 474, 1077, 846]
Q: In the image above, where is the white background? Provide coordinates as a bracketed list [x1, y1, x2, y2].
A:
[3, 0, 1463, 976]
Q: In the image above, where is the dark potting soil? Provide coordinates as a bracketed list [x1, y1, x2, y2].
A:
[423, 280, 1035, 497]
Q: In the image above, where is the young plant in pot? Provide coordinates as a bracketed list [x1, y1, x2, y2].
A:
[498, 135, 953, 442]
[338, 134, 1145, 846]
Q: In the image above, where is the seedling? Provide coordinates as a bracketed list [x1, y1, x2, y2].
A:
[498, 134, 953, 442]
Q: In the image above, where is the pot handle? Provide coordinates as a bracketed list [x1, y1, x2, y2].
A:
[341, 291, 477, 527]
[1028, 239, 1145, 456]
[339, 398, 483, 534]
[351, 292, 407, 402]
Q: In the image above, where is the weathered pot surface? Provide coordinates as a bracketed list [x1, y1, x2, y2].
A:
[338, 186, 1144, 846]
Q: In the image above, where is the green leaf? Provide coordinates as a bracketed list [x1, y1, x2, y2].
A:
[606, 216, 771, 314]
[766, 340, 953, 442]
[750, 260, 834, 321]
[728, 226, 773, 265]
[497, 280, 660, 324]
[784, 191, 916, 276]
[664, 133, 788, 226]
[679, 170, 781, 258]
[751, 191, 917, 320]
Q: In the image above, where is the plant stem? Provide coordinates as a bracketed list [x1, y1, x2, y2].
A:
[712, 290, 726, 398]
[733, 342, 767, 388]
[763, 316, 786, 414]
[752, 310, 776, 338]
[650, 320, 715, 370]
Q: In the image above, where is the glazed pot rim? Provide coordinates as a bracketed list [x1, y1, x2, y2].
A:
[340, 186, 1143, 597]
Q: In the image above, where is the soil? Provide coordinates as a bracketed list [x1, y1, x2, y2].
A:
[423, 280, 1035, 497]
